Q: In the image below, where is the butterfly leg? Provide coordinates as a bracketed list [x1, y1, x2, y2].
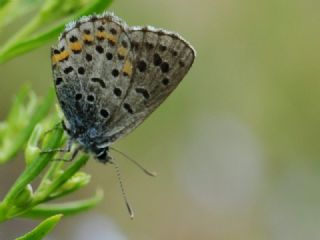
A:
[51, 146, 81, 162]
[40, 138, 73, 154]
[41, 121, 63, 140]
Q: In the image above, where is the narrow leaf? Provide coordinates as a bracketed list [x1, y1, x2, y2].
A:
[24, 189, 103, 218]
[0, 0, 113, 63]
[0, 89, 55, 163]
[15, 214, 62, 240]
[36, 155, 89, 201]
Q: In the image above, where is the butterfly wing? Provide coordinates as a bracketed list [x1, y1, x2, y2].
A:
[51, 13, 195, 146]
[104, 26, 195, 142]
[51, 14, 135, 138]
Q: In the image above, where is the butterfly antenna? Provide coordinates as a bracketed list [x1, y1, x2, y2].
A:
[110, 160, 134, 219]
[110, 147, 157, 177]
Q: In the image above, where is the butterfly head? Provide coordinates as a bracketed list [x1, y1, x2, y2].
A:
[92, 145, 111, 163]
[78, 135, 112, 163]
[77, 132, 112, 163]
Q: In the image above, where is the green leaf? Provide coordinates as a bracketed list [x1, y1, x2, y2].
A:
[0, 87, 54, 164]
[13, 184, 33, 208]
[15, 214, 62, 240]
[25, 124, 43, 166]
[0, 0, 113, 64]
[24, 189, 103, 218]
[48, 171, 91, 200]
[0, 0, 42, 30]
[0, 88, 55, 164]
[0, 0, 10, 8]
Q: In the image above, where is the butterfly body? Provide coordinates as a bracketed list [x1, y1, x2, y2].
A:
[51, 12, 195, 162]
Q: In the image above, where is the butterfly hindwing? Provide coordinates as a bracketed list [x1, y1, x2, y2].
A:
[104, 26, 195, 141]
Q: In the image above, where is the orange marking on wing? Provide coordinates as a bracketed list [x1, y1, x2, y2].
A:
[123, 60, 133, 77]
[52, 54, 59, 64]
[117, 46, 128, 57]
[83, 34, 94, 42]
[107, 33, 117, 43]
[70, 42, 82, 51]
[96, 31, 117, 44]
[96, 31, 107, 39]
[59, 50, 70, 60]
[105, 32, 117, 44]
[52, 50, 70, 64]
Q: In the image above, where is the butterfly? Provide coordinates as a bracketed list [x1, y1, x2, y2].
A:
[51, 12, 195, 163]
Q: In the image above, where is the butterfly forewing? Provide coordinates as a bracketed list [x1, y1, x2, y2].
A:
[52, 15, 135, 137]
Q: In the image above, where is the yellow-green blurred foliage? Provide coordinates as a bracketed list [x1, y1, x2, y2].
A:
[1, 0, 320, 239]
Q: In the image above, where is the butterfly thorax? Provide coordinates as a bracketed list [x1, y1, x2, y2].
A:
[63, 121, 111, 163]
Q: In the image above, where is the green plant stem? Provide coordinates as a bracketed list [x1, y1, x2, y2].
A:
[36, 160, 62, 192]
[34, 155, 89, 202]
[23, 190, 103, 218]
[0, 128, 63, 222]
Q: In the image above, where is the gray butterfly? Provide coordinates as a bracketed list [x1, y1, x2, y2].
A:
[51, 12, 195, 163]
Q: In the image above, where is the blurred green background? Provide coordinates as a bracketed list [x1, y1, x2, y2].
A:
[1, 0, 320, 239]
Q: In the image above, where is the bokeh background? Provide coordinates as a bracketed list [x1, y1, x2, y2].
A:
[1, 0, 320, 239]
